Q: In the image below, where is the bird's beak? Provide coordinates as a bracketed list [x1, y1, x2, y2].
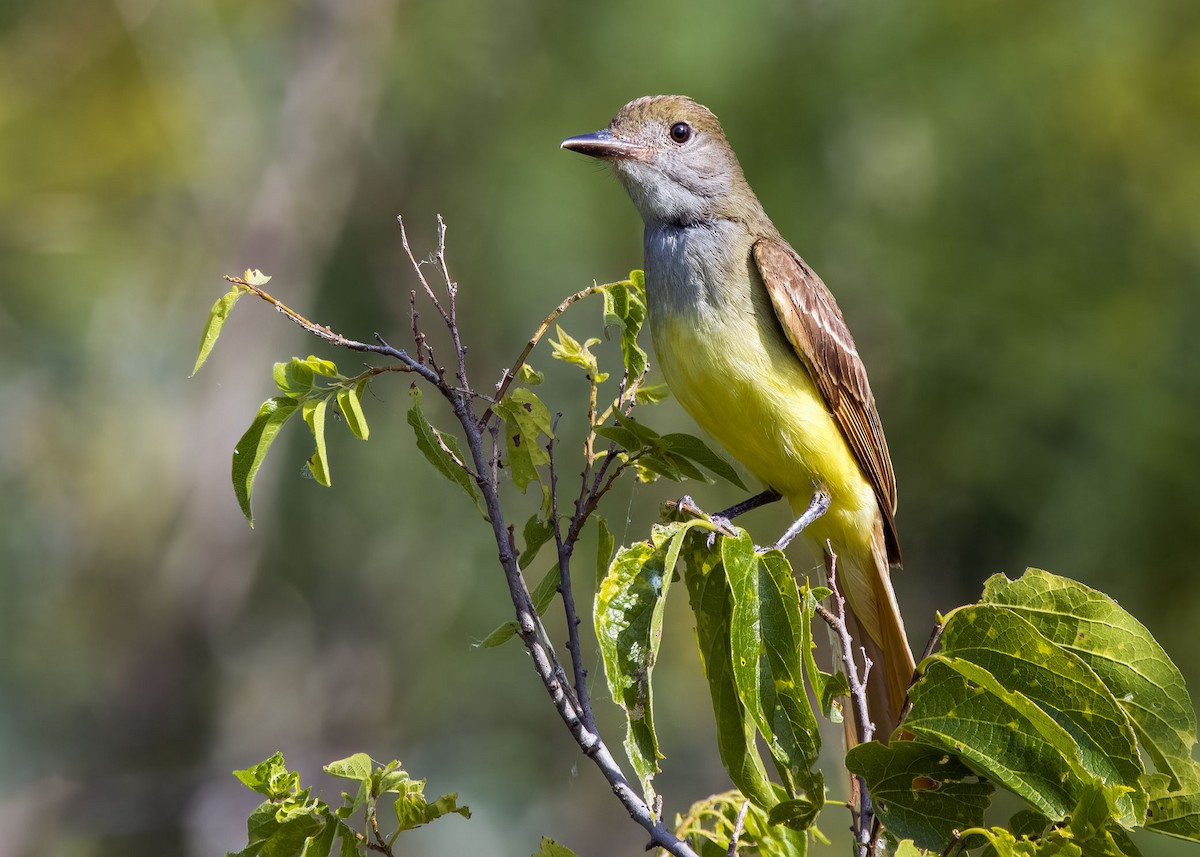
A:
[560, 129, 645, 160]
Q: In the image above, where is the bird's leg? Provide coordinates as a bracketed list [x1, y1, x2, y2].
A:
[769, 490, 831, 552]
[714, 487, 783, 522]
[699, 488, 784, 549]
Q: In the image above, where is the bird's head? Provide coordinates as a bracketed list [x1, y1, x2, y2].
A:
[561, 95, 760, 228]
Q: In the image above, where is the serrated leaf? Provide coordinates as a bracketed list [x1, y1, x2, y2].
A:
[595, 520, 703, 804]
[679, 529, 777, 810]
[725, 535, 822, 807]
[302, 397, 331, 487]
[406, 387, 485, 518]
[232, 396, 301, 525]
[477, 564, 561, 648]
[1146, 765, 1200, 840]
[938, 603, 1145, 825]
[192, 285, 242, 376]
[846, 740, 993, 851]
[982, 569, 1197, 787]
[336, 379, 369, 440]
[905, 656, 1080, 819]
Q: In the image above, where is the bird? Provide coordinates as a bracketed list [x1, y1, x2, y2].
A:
[561, 95, 915, 742]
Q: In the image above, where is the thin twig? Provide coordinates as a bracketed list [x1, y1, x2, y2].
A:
[726, 800, 750, 857]
[812, 545, 876, 856]
[547, 416, 593, 729]
[897, 617, 944, 724]
[434, 216, 472, 393]
[397, 216, 449, 325]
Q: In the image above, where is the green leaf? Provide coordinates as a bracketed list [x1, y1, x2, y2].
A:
[1146, 765, 1200, 841]
[229, 800, 325, 857]
[596, 515, 614, 587]
[302, 397, 331, 487]
[274, 355, 340, 399]
[679, 529, 777, 810]
[336, 379, 369, 440]
[634, 383, 670, 405]
[233, 752, 295, 799]
[602, 277, 648, 378]
[548, 325, 605, 380]
[938, 603, 1146, 825]
[845, 740, 993, 851]
[799, 585, 849, 723]
[673, 790, 807, 857]
[982, 569, 1197, 786]
[767, 796, 821, 831]
[192, 284, 242, 376]
[595, 520, 703, 804]
[323, 753, 373, 783]
[406, 387, 485, 517]
[724, 536, 822, 808]
[393, 787, 469, 832]
[519, 514, 555, 571]
[905, 657, 1080, 819]
[495, 387, 554, 493]
[477, 564, 561, 648]
[517, 363, 544, 385]
[532, 837, 578, 857]
[245, 268, 272, 286]
[661, 433, 747, 490]
[232, 396, 301, 525]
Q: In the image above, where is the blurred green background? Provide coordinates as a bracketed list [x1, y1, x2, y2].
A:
[2, 1, 1199, 855]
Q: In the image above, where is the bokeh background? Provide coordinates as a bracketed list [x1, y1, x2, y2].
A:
[2, 1, 1199, 855]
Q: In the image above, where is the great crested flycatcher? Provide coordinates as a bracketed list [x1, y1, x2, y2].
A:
[562, 95, 915, 741]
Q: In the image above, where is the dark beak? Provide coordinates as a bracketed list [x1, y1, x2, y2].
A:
[560, 129, 645, 160]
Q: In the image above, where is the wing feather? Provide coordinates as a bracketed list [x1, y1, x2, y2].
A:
[752, 237, 901, 566]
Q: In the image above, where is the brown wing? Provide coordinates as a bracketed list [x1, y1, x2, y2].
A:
[752, 237, 901, 566]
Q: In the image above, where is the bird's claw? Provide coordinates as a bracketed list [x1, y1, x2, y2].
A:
[705, 514, 738, 549]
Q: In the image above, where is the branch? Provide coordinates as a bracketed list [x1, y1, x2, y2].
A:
[393, 226, 697, 857]
[481, 283, 605, 429]
[812, 545, 875, 856]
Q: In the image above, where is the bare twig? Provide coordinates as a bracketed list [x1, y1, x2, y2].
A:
[726, 800, 750, 857]
[547, 416, 593, 728]
[897, 617, 944, 724]
[812, 545, 875, 856]
[481, 283, 607, 429]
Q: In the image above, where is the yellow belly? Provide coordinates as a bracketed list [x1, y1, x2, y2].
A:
[652, 303, 878, 559]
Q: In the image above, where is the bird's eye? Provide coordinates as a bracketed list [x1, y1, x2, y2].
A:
[669, 122, 692, 144]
